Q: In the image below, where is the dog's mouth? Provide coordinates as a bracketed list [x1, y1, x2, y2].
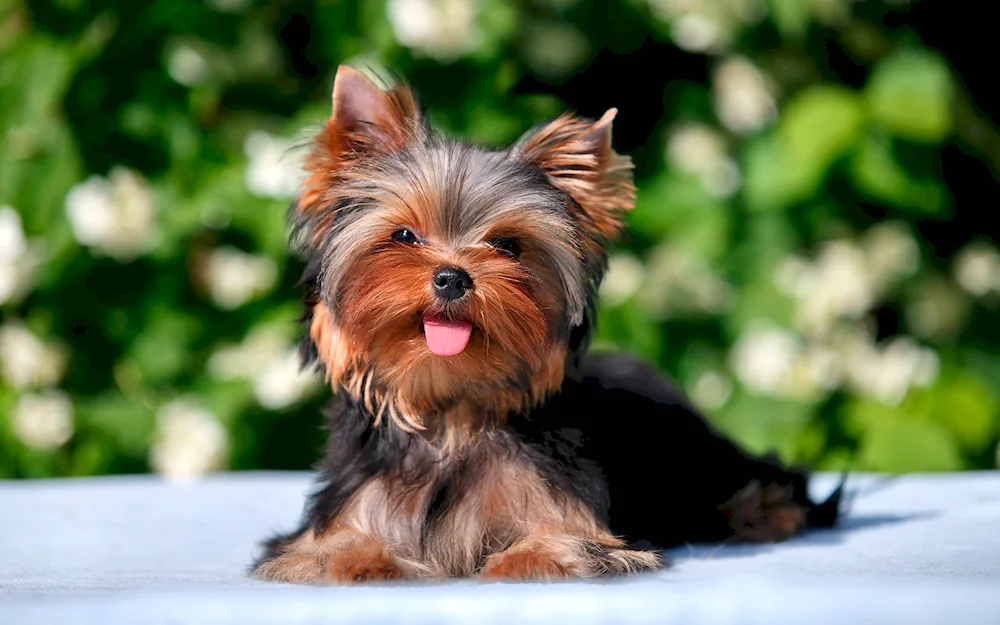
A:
[422, 315, 473, 357]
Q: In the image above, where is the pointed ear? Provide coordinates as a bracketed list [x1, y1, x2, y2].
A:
[295, 66, 422, 245]
[327, 65, 421, 157]
[514, 109, 634, 246]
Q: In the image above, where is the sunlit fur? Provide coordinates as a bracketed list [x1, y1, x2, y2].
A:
[252, 67, 841, 584]
[293, 68, 627, 436]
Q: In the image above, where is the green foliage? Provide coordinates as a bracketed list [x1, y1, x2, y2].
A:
[1, 0, 998, 478]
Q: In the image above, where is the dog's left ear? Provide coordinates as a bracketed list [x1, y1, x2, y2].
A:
[514, 109, 635, 247]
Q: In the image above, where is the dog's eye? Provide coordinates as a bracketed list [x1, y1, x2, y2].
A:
[391, 229, 420, 245]
[490, 237, 521, 259]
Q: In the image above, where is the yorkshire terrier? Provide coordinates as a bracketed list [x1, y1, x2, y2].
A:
[251, 66, 841, 584]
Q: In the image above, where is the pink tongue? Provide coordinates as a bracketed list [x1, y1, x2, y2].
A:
[423, 317, 473, 356]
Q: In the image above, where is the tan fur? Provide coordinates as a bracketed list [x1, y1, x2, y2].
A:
[297, 68, 613, 438]
[296, 67, 425, 247]
[253, 527, 407, 584]
[308, 296, 567, 443]
[255, 66, 656, 586]
[252, 443, 661, 583]
[514, 108, 635, 249]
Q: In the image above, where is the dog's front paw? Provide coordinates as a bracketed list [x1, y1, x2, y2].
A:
[253, 534, 407, 585]
[327, 549, 406, 583]
[479, 537, 662, 581]
[479, 550, 569, 581]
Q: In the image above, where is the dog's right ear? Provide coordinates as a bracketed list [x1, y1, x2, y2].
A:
[294, 66, 423, 246]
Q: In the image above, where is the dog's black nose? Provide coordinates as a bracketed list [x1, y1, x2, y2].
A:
[432, 266, 473, 301]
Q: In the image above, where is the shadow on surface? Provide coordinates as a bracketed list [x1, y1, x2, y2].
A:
[667, 509, 938, 562]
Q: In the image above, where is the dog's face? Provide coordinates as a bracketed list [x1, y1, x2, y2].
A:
[294, 67, 634, 428]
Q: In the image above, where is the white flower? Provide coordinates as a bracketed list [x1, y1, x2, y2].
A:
[778, 226, 920, 339]
[666, 123, 726, 174]
[729, 322, 852, 399]
[386, 0, 480, 61]
[648, 0, 765, 53]
[774, 255, 812, 300]
[0, 206, 43, 306]
[638, 244, 734, 319]
[254, 348, 321, 410]
[208, 326, 320, 410]
[65, 167, 157, 260]
[774, 343, 844, 399]
[207, 0, 249, 11]
[713, 56, 776, 134]
[729, 324, 801, 397]
[12, 391, 74, 450]
[906, 277, 966, 341]
[809, 0, 854, 26]
[797, 344, 843, 392]
[207, 326, 289, 380]
[792, 240, 874, 338]
[865, 337, 939, 406]
[0, 321, 65, 390]
[833, 328, 939, 405]
[671, 12, 725, 53]
[862, 221, 920, 292]
[665, 124, 741, 198]
[600, 253, 645, 306]
[689, 369, 733, 410]
[522, 22, 590, 79]
[66, 176, 115, 245]
[953, 242, 1000, 297]
[150, 399, 228, 481]
[0, 205, 27, 262]
[0, 260, 16, 305]
[699, 157, 742, 198]
[203, 246, 278, 310]
[167, 44, 208, 86]
[243, 130, 305, 199]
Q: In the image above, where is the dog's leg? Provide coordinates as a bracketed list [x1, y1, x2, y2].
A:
[252, 526, 406, 584]
[479, 534, 661, 581]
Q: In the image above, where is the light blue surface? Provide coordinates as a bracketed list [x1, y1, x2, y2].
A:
[1, 472, 998, 624]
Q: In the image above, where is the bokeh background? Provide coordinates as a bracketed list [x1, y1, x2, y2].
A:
[1, 0, 997, 480]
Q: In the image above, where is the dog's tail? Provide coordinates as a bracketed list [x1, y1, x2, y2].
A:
[806, 471, 848, 528]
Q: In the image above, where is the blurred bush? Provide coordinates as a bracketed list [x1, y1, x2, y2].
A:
[1, 0, 998, 479]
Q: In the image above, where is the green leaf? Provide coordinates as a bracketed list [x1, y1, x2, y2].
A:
[742, 134, 815, 212]
[767, 0, 810, 40]
[861, 418, 963, 472]
[465, 104, 523, 145]
[595, 300, 663, 365]
[745, 86, 864, 212]
[866, 49, 953, 142]
[631, 173, 731, 261]
[712, 390, 815, 461]
[916, 374, 998, 453]
[76, 393, 156, 456]
[126, 307, 200, 384]
[850, 132, 946, 213]
[779, 85, 866, 176]
[847, 394, 969, 472]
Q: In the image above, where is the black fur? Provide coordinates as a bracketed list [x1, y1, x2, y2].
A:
[256, 79, 841, 576]
[256, 351, 841, 570]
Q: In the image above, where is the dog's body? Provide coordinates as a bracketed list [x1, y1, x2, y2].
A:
[251, 66, 840, 584]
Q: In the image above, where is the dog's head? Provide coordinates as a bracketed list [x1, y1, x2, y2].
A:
[292, 66, 634, 429]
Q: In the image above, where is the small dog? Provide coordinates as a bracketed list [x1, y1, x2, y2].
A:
[251, 66, 841, 584]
